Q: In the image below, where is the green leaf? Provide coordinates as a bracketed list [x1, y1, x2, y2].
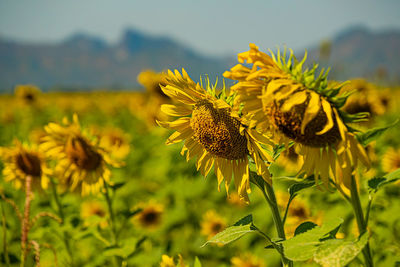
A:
[201, 215, 255, 247]
[194, 257, 202, 267]
[368, 168, 400, 192]
[281, 218, 343, 261]
[356, 120, 399, 146]
[289, 179, 315, 198]
[368, 177, 387, 192]
[313, 233, 369, 267]
[294, 221, 318, 236]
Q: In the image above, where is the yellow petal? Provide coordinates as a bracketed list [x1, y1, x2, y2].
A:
[280, 90, 308, 112]
[316, 99, 334, 135]
[301, 93, 321, 134]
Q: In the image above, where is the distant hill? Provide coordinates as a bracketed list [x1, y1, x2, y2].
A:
[0, 26, 399, 91]
[307, 26, 400, 82]
[0, 29, 234, 91]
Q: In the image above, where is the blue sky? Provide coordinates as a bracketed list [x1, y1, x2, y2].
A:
[1, 0, 399, 56]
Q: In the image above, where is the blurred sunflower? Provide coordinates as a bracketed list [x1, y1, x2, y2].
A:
[96, 127, 131, 160]
[157, 69, 273, 202]
[160, 254, 186, 267]
[200, 210, 227, 240]
[15, 84, 41, 105]
[224, 44, 370, 191]
[81, 199, 108, 228]
[137, 69, 168, 99]
[341, 79, 390, 117]
[134, 201, 164, 229]
[275, 145, 304, 174]
[382, 147, 400, 173]
[0, 140, 51, 190]
[231, 252, 266, 267]
[40, 114, 121, 195]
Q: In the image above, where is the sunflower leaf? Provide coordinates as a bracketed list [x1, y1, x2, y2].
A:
[201, 215, 255, 247]
[294, 221, 318, 236]
[313, 233, 369, 267]
[356, 120, 399, 146]
[194, 257, 202, 267]
[281, 218, 343, 261]
[368, 168, 400, 192]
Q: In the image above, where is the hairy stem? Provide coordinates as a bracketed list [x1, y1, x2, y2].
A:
[349, 176, 374, 267]
[20, 175, 32, 267]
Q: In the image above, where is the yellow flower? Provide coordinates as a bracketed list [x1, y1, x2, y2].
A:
[40, 114, 121, 195]
[15, 84, 41, 105]
[80, 199, 108, 228]
[231, 253, 266, 267]
[224, 44, 370, 191]
[158, 69, 273, 202]
[341, 79, 390, 117]
[0, 140, 51, 190]
[97, 127, 131, 160]
[134, 201, 164, 229]
[200, 210, 227, 240]
[275, 145, 304, 174]
[160, 254, 186, 267]
[137, 69, 169, 99]
[382, 147, 400, 173]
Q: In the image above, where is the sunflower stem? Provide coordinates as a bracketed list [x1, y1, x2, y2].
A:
[261, 181, 293, 267]
[349, 175, 374, 267]
[1, 202, 10, 267]
[50, 180, 74, 267]
[20, 175, 32, 267]
[103, 182, 120, 267]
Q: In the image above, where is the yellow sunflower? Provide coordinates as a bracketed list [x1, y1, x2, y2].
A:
[81, 199, 108, 228]
[157, 69, 273, 202]
[382, 147, 400, 174]
[96, 127, 131, 160]
[133, 201, 164, 230]
[223, 44, 370, 191]
[15, 84, 41, 105]
[40, 114, 121, 195]
[341, 79, 390, 117]
[137, 69, 168, 99]
[200, 210, 227, 240]
[0, 140, 51, 190]
[160, 254, 186, 267]
[231, 253, 266, 267]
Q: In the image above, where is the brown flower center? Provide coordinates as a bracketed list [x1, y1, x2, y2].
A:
[190, 100, 248, 160]
[16, 152, 42, 177]
[140, 208, 161, 226]
[211, 222, 224, 234]
[269, 98, 341, 147]
[66, 136, 102, 171]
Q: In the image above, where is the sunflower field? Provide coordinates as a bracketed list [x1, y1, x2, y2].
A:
[1, 45, 400, 267]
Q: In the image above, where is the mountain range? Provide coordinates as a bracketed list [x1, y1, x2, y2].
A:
[0, 26, 399, 91]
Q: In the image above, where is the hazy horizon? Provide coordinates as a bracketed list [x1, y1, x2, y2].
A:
[1, 0, 400, 56]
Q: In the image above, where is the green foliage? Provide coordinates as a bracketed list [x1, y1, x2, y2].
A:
[357, 120, 399, 146]
[280, 218, 343, 261]
[368, 168, 400, 193]
[202, 215, 255, 247]
[313, 233, 369, 267]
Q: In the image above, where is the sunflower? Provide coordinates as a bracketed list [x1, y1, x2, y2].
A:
[40, 114, 121, 195]
[15, 84, 41, 105]
[341, 79, 390, 117]
[133, 201, 164, 229]
[96, 127, 131, 160]
[275, 145, 304, 175]
[382, 147, 400, 174]
[80, 199, 108, 228]
[223, 44, 370, 191]
[137, 69, 168, 99]
[200, 210, 227, 240]
[231, 253, 266, 267]
[0, 140, 51, 190]
[160, 254, 186, 267]
[157, 69, 273, 202]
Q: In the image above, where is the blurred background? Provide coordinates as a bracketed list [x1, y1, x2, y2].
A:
[1, 1, 400, 267]
[0, 0, 399, 91]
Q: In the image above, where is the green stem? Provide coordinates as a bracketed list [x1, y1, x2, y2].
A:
[349, 176, 374, 267]
[259, 181, 293, 267]
[103, 182, 120, 267]
[20, 175, 32, 267]
[51, 180, 74, 266]
[1, 203, 10, 267]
